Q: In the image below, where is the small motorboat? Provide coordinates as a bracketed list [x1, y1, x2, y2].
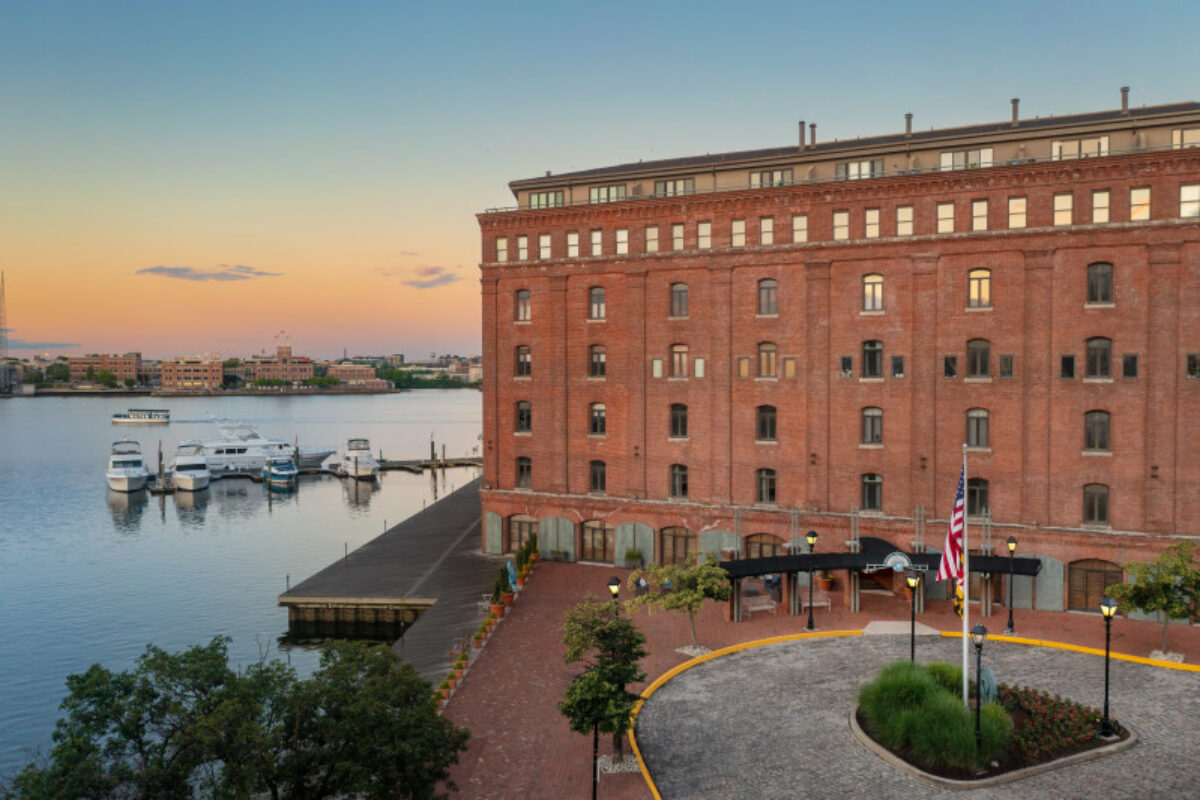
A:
[340, 438, 379, 480]
[105, 440, 151, 492]
[262, 456, 299, 491]
[171, 443, 210, 491]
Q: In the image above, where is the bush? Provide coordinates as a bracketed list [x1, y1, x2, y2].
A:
[925, 661, 963, 696]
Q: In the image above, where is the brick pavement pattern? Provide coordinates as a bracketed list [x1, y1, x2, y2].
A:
[443, 562, 1200, 799]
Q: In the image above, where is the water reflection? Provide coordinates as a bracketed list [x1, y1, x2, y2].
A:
[342, 475, 380, 510]
[277, 618, 410, 649]
[106, 489, 148, 531]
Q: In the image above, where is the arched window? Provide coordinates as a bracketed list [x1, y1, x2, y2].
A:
[756, 405, 776, 441]
[670, 283, 689, 317]
[968, 268, 991, 308]
[967, 338, 990, 378]
[508, 514, 538, 553]
[1083, 484, 1109, 524]
[758, 342, 777, 377]
[861, 473, 882, 511]
[515, 456, 532, 489]
[862, 340, 883, 378]
[589, 287, 606, 320]
[660, 526, 697, 567]
[1086, 337, 1111, 378]
[758, 279, 778, 315]
[1087, 263, 1113, 304]
[515, 345, 531, 377]
[589, 345, 606, 377]
[861, 407, 882, 444]
[589, 403, 606, 435]
[670, 344, 688, 377]
[1068, 558, 1124, 611]
[589, 460, 606, 493]
[581, 520, 615, 563]
[756, 468, 777, 504]
[515, 289, 531, 321]
[669, 464, 688, 499]
[863, 273, 883, 311]
[670, 403, 688, 438]
[744, 533, 784, 559]
[967, 478, 989, 517]
[967, 408, 989, 447]
[1085, 410, 1110, 451]
[515, 401, 531, 432]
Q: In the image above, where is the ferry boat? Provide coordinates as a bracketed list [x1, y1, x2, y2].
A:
[112, 408, 170, 424]
[262, 456, 299, 491]
[106, 440, 151, 492]
[340, 438, 379, 480]
[170, 443, 210, 491]
[181, 422, 333, 473]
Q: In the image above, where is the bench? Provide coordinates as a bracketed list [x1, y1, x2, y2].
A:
[800, 592, 832, 612]
[744, 594, 777, 616]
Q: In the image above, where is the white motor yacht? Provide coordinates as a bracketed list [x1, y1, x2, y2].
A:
[171, 443, 210, 491]
[106, 440, 151, 492]
[340, 438, 379, 480]
[182, 421, 334, 473]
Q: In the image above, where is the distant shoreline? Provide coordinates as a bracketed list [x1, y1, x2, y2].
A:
[18, 386, 478, 398]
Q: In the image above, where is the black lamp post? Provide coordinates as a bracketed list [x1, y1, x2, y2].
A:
[805, 530, 818, 631]
[905, 570, 921, 662]
[970, 624, 987, 762]
[1100, 596, 1118, 737]
[591, 715, 599, 800]
[608, 576, 621, 611]
[1005, 536, 1017, 634]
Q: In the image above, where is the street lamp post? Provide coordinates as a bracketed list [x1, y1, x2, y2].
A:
[805, 530, 818, 631]
[905, 570, 921, 662]
[1005, 536, 1017, 634]
[970, 624, 987, 763]
[1100, 596, 1118, 737]
[592, 716, 599, 800]
[608, 576, 621, 611]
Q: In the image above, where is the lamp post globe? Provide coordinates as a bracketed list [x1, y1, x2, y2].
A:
[607, 576, 621, 598]
[1005, 536, 1017, 634]
[1100, 597, 1118, 737]
[970, 624, 987, 762]
[905, 570, 920, 662]
[805, 530, 817, 631]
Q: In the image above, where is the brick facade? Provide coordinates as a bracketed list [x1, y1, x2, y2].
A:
[68, 353, 141, 384]
[160, 357, 223, 391]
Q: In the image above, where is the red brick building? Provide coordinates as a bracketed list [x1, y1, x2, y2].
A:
[239, 346, 314, 384]
[477, 92, 1200, 616]
[160, 356, 223, 391]
[68, 353, 141, 384]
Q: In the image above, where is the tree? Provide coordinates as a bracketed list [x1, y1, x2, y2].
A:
[123, 378, 135, 388]
[22, 368, 43, 384]
[44, 362, 69, 383]
[628, 555, 731, 647]
[1105, 541, 1200, 653]
[560, 596, 647, 757]
[94, 369, 117, 388]
[222, 358, 241, 368]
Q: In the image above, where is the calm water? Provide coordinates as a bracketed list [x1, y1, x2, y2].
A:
[0, 391, 481, 774]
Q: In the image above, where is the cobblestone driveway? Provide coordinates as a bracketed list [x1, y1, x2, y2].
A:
[635, 635, 1200, 799]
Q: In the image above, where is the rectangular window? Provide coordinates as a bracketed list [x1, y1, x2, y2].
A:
[697, 221, 712, 249]
[589, 347, 606, 377]
[759, 217, 774, 245]
[694, 357, 705, 379]
[751, 168, 792, 187]
[936, 202, 955, 233]
[896, 206, 913, 236]
[971, 200, 988, 231]
[1061, 355, 1076, 379]
[836, 158, 884, 180]
[615, 228, 628, 255]
[1052, 136, 1109, 160]
[1130, 187, 1151, 221]
[589, 184, 626, 204]
[833, 211, 849, 240]
[792, 214, 808, 243]
[590, 229, 602, 256]
[1181, 184, 1200, 218]
[1174, 128, 1200, 149]
[1188, 353, 1200, 379]
[943, 355, 957, 378]
[783, 357, 796, 378]
[1008, 197, 1026, 229]
[1122, 354, 1138, 379]
[1054, 193, 1074, 226]
[940, 147, 994, 170]
[891, 355, 904, 378]
[496, 238, 508, 262]
[840, 356, 853, 377]
[529, 190, 564, 209]
[645, 226, 659, 253]
[517, 235, 528, 260]
[672, 223, 684, 250]
[590, 461, 606, 493]
[538, 233, 551, 259]
[567, 231, 580, 258]
[516, 457, 531, 488]
[1092, 190, 1110, 223]
[865, 208, 880, 238]
[731, 219, 745, 247]
[651, 358, 663, 378]
[737, 357, 749, 378]
[999, 354, 1014, 378]
[655, 178, 695, 197]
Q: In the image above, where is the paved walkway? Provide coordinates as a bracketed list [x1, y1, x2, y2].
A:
[443, 562, 1200, 799]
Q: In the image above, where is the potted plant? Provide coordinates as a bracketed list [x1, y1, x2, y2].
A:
[438, 679, 451, 698]
[498, 565, 515, 606]
[446, 672, 457, 690]
[473, 631, 484, 648]
[816, 570, 834, 591]
[625, 548, 644, 569]
[528, 532, 539, 561]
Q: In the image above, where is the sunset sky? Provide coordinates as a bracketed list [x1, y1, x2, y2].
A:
[2, 1, 1196, 360]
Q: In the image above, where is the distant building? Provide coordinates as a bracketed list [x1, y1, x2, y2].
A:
[161, 357, 223, 391]
[326, 363, 377, 384]
[68, 353, 141, 384]
[386, 353, 406, 367]
[467, 364, 483, 383]
[238, 346, 314, 384]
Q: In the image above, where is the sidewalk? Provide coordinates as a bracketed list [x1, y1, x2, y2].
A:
[442, 562, 1200, 799]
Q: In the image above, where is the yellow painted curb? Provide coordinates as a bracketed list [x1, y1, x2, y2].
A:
[938, 631, 1200, 672]
[629, 630, 864, 798]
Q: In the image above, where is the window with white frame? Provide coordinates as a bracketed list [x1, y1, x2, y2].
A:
[1053, 193, 1074, 226]
[655, 178, 694, 196]
[863, 274, 883, 312]
[517, 235, 528, 260]
[968, 269, 991, 308]
[589, 287, 606, 320]
[758, 279, 778, 315]
[515, 289, 531, 322]
[589, 184, 626, 204]
[731, 219, 745, 247]
[936, 202, 955, 233]
[671, 223, 684, 250]
[1130, 187, 1150, 220]
[792, 214, 808, 243]
[1052, 135, 1109, 160]
[567, 231, 579, 258]
[1181, 184, 1200, 218]
[751, 168, 792, 187]
[1092, 190, 1110, 223]
[590, 229, 602, 256]
[758, 342, 777, 378]
[865, 208, 880, 238]
[589, 403, 606, 435]
[1008, 197, 1026, 229]
[940, 147, 994, 170]
[861, 407, 882, 444]
[967, 408, 989, 447]
[670, 344, 688, 377]
[529, 190, 564, 209]
[538, 233, 551, 259]
[756, 468, 777, 504]
[697, 221, 712, 249]
[496, 238, 508, 262]
[759, 217, 774, 245]
[645, 225, 659, 253]
[896, 205, 913, 236]
[836, 158, 883, 180]
[833, 210, 849, 240]
[972, 200, 988, 231]
[615, 228, 628, 254]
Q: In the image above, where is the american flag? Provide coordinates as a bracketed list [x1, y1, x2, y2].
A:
[938, 466, 965, 584]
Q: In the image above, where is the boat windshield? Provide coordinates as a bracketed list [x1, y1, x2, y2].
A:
[112, 458, 143, 468]
[176, 463, 206, 472]
[347, 439, 370, 450]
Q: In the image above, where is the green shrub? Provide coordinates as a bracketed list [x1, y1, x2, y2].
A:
[925, 661, 963, 696]
[906, 690, 976, 768]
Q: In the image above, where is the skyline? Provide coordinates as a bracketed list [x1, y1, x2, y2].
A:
[2, 0, 1197, 359]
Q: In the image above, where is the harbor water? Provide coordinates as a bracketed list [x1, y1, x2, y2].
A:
[0, 390, 481, 776]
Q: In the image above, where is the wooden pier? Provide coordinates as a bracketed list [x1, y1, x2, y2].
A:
[278, 477, 500, 683]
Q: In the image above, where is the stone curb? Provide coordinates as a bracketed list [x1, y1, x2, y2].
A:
[848, 707, 1138, 789]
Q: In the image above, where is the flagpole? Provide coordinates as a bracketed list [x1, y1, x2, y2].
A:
[961, 443, 970, 706]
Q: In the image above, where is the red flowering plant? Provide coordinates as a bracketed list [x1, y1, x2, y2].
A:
[998, 684, 1121, 761]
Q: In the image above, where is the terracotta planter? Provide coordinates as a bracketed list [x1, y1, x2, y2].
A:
[816, 577, 833, 592]
[473, 636, 483, 649]
[516, 575, 527, 588]
[439, 687, 451, 699]
[446, 677, 457, 690]
[453, 667, 464, 680]
[530, 552, 539, 563]
[489, 603, 505, 617]
[500, 591, 515, 606]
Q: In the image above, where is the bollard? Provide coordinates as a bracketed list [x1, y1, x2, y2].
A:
[286, 573, 290, 590]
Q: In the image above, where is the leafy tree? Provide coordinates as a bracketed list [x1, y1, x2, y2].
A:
[628, 555, 731, 647]
[222, 358, 241, 368]
[1105, 541, 1200, 653]
[560, 596, 647, 757]
[94, 370, 117, 388]
[252, 377, 288, 387]
[304, 376, 341, 388]
[44, 362, 69, 383]
[22, 368, 43, 384]
[123, 378, 135, 388]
